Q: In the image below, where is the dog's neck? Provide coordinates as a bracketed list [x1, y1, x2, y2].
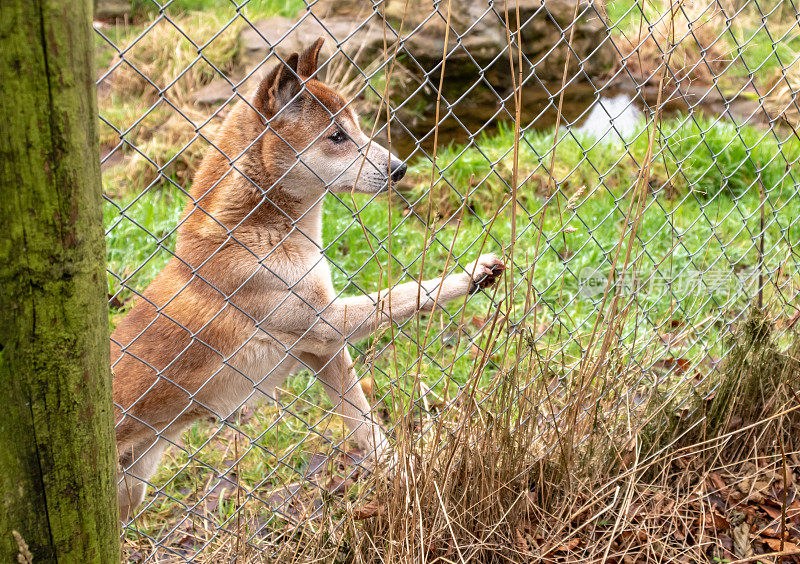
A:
[279, 191, 324, 248]
[230, 154, 326, 247]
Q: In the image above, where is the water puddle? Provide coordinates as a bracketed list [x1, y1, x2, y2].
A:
[571, 93, 642, 144]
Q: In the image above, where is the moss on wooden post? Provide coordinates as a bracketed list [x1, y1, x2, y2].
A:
[0, 1, 120, 562]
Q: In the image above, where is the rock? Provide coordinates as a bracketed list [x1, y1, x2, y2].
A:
[193, 80, 236, 107]
[240, 15, 384, 70]
[237, 14, 385, 99]
[235, 0, 616, 153]
[240, 0, 614, 83]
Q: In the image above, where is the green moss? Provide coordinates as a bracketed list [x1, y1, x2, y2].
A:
[1, 0, 119, 561]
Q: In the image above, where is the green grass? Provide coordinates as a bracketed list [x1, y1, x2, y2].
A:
[731, 23, 800, 84]
[108, 115, 800, 551]
[604, 0, 663, 33]
[106, 113, 800, 347]
[412, 115, 799, 340]
[96, 0, 305, 155]
[105, 180, 185, 325]
[131, 0, 305, 20]
[408, 115, 800, 215]
[107, 113, 800, 395]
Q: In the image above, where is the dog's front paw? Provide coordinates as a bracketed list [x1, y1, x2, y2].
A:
[465, 253, 505, 294]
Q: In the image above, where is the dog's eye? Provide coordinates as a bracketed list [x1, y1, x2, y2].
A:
[328, 129, 346, 144]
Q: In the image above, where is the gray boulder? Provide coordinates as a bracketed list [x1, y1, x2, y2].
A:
[239, 0, 614, 84]
[193, 0, 616, 153]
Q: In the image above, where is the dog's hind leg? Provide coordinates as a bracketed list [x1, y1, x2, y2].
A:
[117, 436, 170, 522]
[117, 427, 184, 522]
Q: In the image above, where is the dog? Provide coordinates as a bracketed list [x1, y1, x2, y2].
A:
[111, 38, 505, 521]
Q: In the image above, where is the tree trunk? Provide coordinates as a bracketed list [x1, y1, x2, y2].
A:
[0, 1, 120, 562]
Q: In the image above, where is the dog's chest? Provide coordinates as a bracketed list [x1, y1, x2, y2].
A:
[202, 336, 298, 418]
[202, 252, 334, 418]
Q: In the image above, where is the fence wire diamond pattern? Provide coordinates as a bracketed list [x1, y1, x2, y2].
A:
[95, 0, 800, 559]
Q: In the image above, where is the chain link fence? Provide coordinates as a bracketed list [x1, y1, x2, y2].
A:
[95, 0, 800, 559]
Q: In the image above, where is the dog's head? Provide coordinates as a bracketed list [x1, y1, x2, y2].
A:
[251, 38, 405, 196]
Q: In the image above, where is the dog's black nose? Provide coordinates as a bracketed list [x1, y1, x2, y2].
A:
[390, 160, 407, 182]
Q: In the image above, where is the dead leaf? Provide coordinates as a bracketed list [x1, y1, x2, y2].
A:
[742, 505, 758, 523]
[360, 376, 374, 397]
[515, 529, 529, 553]
[741, 480, 771, 504]
[546, 537, 580, 555]
[732, 522, 754, 558]
[303, 453, 329, 481]
[469, 316, 487, 327]
[787, 309, 800, 330]
[709, 472, 728, 493]
[726, 415, 743, 430]
[761, 526, 788, 539]
[658, 333, 678, 345]
[763, 538, 800, 553]
[204, 472, 239, 514]
[353, 499, 386, 520]
[760, 504, 783, 520]
[652, 357, 690, 375]
[325, 475, 355, 494]
[709, 511, 730, 531]
[708, 493, 727, 514]
[263, 483, 309, 520]
[788, 498, 800, 523]
[719, 534, 735, 558]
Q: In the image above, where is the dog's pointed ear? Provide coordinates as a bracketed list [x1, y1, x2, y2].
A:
[254, 52, 301, 119]
[297, 37, 324, 78]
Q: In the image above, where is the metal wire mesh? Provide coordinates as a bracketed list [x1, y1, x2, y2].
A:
[95, 0, 800, 559]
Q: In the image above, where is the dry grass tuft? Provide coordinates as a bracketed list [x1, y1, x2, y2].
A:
[98, 10, 240, 197]
[323, 309, 800, 563]
[611, 0, 733, 88]
[765, 60, 800, 126]
[103, 12, 241, 105]
[107, 109, 221, 197]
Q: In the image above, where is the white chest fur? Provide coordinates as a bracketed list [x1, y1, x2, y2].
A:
[198, 333, 299, 419]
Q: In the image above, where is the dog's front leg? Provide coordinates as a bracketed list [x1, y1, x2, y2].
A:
[322, 253, 505, 343]
[301, 349, 389, 460]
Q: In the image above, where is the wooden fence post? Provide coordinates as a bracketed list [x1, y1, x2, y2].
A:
[0, 1, 120, 561]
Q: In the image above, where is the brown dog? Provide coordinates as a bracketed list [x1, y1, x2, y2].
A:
[112, 38, 504, 520]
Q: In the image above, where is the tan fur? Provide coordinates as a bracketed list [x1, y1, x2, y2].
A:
[112, 39, 505, 521]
